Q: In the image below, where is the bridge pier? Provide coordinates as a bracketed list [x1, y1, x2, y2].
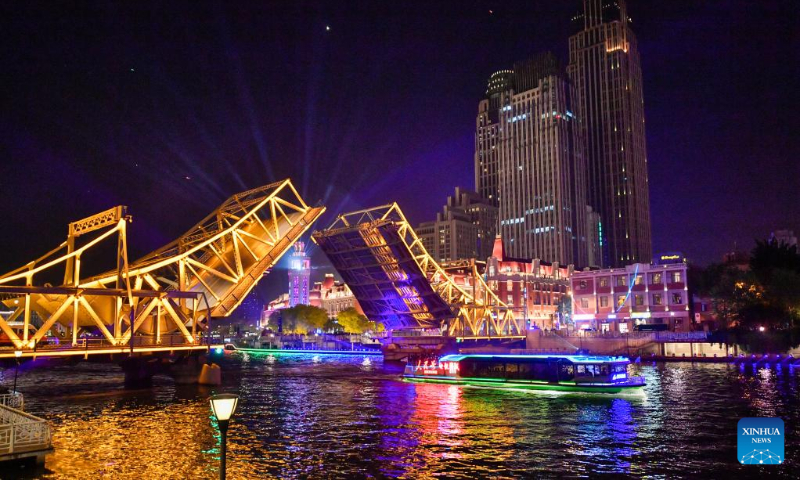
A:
[120, 357, 161, 389]
[169, 354, 210, 385]
[120, 353, 212, 388]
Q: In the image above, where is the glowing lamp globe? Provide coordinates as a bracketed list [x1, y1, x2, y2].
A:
[210, 394, 239, 422]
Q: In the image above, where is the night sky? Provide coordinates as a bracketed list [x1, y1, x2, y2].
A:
[2, 1, 798, 302]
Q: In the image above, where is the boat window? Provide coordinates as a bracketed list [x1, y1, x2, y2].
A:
[580, 364, 600, 376]
[531, 362, 550, 380]
[613, 364, 627, 373]
[560, 364, 574, 380]
[600, 365, 609, 375]
[460, 361, 476, 377]
[506, 363, 519, 378]
[577, 365, 586, 375]
[476, 361, 505, 378]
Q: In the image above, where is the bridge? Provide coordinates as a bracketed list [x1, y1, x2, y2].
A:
[0, 179, 324, 359]
[311, 203, 521, 340]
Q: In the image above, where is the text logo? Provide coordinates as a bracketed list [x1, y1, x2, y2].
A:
[738, 418, 784, 465]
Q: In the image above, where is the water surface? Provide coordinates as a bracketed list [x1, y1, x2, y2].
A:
[4, 353, 798, 478]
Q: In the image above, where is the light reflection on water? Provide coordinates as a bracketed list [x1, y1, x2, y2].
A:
[5, 353, 799, 479]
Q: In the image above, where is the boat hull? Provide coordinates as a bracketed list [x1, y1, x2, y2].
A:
[402, 374, 645, 395]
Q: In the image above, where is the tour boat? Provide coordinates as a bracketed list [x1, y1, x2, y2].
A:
[403, 354, 645, 395]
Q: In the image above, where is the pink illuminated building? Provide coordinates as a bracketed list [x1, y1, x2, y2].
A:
[570, 262, 691, 333]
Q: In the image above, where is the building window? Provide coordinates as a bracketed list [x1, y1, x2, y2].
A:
[651, 273, 662, 284]
[579, 280, 587, 289]
[616, 276, 626, 286]
[653, 294, 662, 305]
[617, 295, 626, 308]
[672, 293, 683, 304]
[634, 275, 643, 285]
[600, 296, 608, 307]
[581, 298, 589, 309]
[599, 277, 608, 288]
[671, 271, 682, 283]
[635, 295, 643, 306]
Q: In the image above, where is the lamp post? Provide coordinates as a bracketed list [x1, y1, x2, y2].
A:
[209, 394, 239, 480]
[13, 350, 22, 393]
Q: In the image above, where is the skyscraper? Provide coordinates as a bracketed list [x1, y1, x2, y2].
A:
[416, 187, 498, 263]
[475, 52, 588, 267]
[567, 0, 652, 266]
[288, 241, 310, 306]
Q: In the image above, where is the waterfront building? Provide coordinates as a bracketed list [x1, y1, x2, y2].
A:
[416, 187, 498, 263]
[567, 0, 652, 267]
[485, 237, 572, 330]
[475, 52, 589, 267]
[571, 262, 691, 332]
[288, 241, 311, 306]
[261, 274, 362, 325]
[692, 294, 717, 330]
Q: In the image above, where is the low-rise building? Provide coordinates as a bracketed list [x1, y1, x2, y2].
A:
[571, 262, 691, 332]
[485, 237, 572, 329]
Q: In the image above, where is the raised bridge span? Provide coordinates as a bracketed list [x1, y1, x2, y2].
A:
[312, 203, 521, 339]
[0, 179, 324, 359]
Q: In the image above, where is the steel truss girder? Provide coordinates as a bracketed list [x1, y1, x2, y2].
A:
[0, 179, 323, 354]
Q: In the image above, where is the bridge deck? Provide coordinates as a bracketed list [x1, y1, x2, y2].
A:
[0, 334, 209, 359]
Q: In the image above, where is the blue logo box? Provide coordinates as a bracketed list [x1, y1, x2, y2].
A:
[738, 417, 784, 465]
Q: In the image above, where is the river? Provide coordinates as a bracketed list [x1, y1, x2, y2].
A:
[3, 352, 798, 479]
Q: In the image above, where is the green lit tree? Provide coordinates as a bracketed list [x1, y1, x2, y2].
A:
[336, 307, 383, 333]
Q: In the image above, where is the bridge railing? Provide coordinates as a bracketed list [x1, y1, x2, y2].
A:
[542, 330, 710, 342]
[0, 333, 209, 356]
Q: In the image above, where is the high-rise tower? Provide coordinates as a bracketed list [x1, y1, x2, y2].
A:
[288, 241, 310, 306]
[475, 52, 588, 267]
[567, 0, 652, 266]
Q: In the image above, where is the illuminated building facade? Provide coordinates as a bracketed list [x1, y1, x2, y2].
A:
[288, 241, 310, 307]
[475, 52, 589, 267]
[571, 262, 691, 332]
[485, 237, 572, 329]
[567, 0, 652, 267]
[416, 187, 498, 262]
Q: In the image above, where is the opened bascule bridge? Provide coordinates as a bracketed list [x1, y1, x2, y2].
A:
[0, 179, 522, 378]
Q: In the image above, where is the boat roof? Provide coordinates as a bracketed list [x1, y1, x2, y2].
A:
[439, 354, 630, 364]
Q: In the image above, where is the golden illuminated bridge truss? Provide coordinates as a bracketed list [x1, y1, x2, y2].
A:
[312, 203, 522, 338]
[0, 179, 324, 358]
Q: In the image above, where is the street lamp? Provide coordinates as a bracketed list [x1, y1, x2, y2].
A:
[13, 350, 21, 393]
[209, 394, 239, 480]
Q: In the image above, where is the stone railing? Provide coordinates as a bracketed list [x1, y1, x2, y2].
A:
[0, 393, 24, 410]
[0, 394, 52, 456]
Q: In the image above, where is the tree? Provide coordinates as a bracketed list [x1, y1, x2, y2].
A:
[336, 308, 383, 333]
[268, 305, 329, 334]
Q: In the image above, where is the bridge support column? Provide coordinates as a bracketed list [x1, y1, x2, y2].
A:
[169, 354, 208, 385]
[120, 357, 158, 389]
